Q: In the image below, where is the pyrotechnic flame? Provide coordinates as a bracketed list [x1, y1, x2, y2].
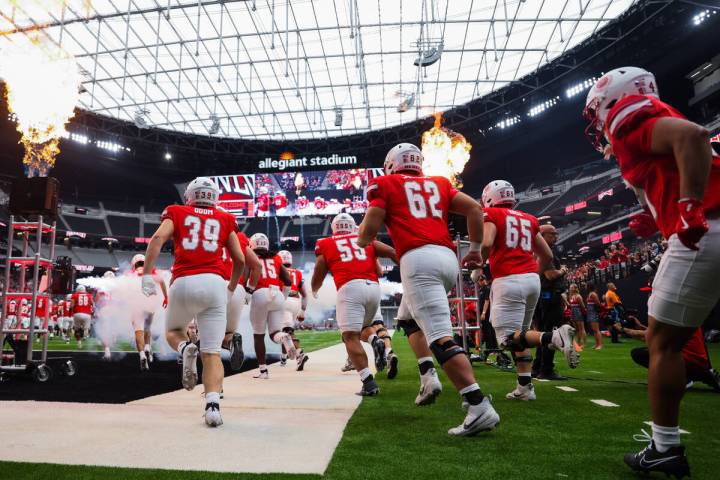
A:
[0, 35, 80, 177]
[421, 113, 472, 187]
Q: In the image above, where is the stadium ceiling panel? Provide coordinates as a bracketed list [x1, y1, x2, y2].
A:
[0, 0, 635, 140]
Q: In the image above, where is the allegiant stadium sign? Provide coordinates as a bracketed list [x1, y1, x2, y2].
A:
[258, 153, 358, 171]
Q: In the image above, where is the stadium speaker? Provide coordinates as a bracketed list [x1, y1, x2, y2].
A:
[50, 256, 74, 295]
[9, 177, 60, 219]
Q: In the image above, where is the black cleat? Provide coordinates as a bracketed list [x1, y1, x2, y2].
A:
[229, 333, 244, 372]
[357, 377, 380, 396]
[387, 352, 399, 380]
[372, 338, 386, 372]
[624, 440, 690, 479]
[537, 371, 567, 381]
[701, 369, 720, 392]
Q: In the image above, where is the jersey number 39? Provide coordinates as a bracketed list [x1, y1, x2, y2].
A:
[182, 216, 220, 252]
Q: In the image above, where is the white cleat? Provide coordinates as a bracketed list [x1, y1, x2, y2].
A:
[505, 383, 536, 401]
[204, 403, 223, 427]
[448, 397, 500, 436]
[415, 368, 443, 406]
[103, 347, 111, 361]
[253, 369, 269, 379]
[146, 349, 154, 363]
[281, 334, 297, 360]
[296, 352, 309, 371]
[181, 343, 199, 390]
[550, 325, 580, 369]
[140, 355, 150, 372]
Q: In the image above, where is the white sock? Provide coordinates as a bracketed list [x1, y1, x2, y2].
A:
[139, 350, 146, 360]
[385, 348, 392, 360]
[205, 391, 221, 405]
[177, 340, 188, 355]
[259, 364, 267, 372]
[144, 344, 152, 353]
[281, 353, 287, 360]
[368, 334, 377, 344]
[652, 422, 680, 453]
[459, 383, 480, 395]
[358, 368, 371, 381]
[418, 356, 433, 366]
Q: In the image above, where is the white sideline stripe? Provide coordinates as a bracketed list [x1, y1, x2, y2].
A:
[556, 386, 578, 392]
[587, 370, 603, 374]
[536, 378, 550, 382]
[591, 399, 619, 407]
[0, 341, 369, 475]
[644, 421, 690, 434]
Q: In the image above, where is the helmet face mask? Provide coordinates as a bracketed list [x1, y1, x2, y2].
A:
[249, 233, 270, 251]
[184, 177, 221, 208]
[331, 213, 356, 236]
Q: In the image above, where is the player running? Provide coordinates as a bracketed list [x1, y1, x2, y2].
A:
[478, 180, 578, 401]
[278, 250, 309, 371]
[142, 176, 245, 427]
[70, 285, 93, 349]
[584, 67, 720, 478]
[312, 213, 397, 396]
[247, 233, 293, 380]
[358, 143, 499, 435]
[130, 254, 168, 371]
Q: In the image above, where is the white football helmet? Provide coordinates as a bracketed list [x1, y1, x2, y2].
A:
[103, 270, 116, 278]
[384, 143, 423, 175]
[278, 250, 293, 266]
[249, 233, 270, 251]
[131, 254, 145, 269]
[331, 213, 356, 235]
[20, 298, 28, 306]
[184, 176, 220, 207]
[583, 67, 658, 151]
[76, 285, 86, 293]
[481, 180, 516, 208]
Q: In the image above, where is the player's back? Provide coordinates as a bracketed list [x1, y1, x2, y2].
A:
[367, 174, 456, 258]
[162, 204, 236, 280]
[72, 293, 93, 314]
[315, 233, 378, 289]
[483, 207, 540, 279]
[288, 268, 303, 293]
[255, 254, 284, 290]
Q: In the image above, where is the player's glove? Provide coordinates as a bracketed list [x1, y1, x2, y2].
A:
[141, 275, 156, 297]
[628, 209, 659, 238]
[676, 198, 708, 251]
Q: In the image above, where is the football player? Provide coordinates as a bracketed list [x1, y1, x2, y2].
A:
[312, 213, 397, 396]
[358, 143, 499, 435]
[247, 233, 293, 380]
[277, 250, 309, 371]
[142, 176, 245, 427]
[70, 285, 93, 349]
[478, 180, 578, 401]
[130, 254, 168, 370]
[584, 67, 720, 478]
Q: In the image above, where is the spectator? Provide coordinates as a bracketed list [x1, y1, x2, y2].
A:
[568, 283, 587, 349]
[585, 284, 604, 350]
[604, 282, 623, 344]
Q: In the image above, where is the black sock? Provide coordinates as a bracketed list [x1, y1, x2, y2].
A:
[518, 375, 532, 386]
[362, 374, 375, 384]
[540, 332, 553, 346]
[418, 360, 434, 375]
[463, 388, 485, 406]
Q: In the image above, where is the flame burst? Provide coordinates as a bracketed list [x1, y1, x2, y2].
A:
[421, 113, 472, 187]
[1, 36, 80, 177]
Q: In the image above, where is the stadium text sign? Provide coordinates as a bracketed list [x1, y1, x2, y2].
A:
[259, 154, 357, 171]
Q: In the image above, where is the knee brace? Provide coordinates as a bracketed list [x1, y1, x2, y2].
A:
[375, 327, 389, 338]
[503, 329, 529, 352]
[271, 331, 285, 344]
[430, 339, 465, 366]
[512, 352, 533, 364]
[282, 326, 295, 334]
[395, 318, 421, 337]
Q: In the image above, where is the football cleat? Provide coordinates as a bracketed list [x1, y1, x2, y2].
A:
[296, 352, 309, 372]
[140, 355, 150, 372]
[280, 357, 287, 367]
[505, 383, 536, 401]
[448, 397, 500, 436]
[372, 337, 386, 372]
[357, 378, 380, 397]
[146, 349, 154, 364]
[550, 325, 580, 369]
[229, 333, 244, 371]
[624, 437, 690, 479]
[341, 357, 354, 372]
[103, 347, 111, 361]
[181, 343, 199, 390]
[253, 369, 269, 379]
[702, 369, 720, 392]
[281, 334, 297, 360]
[204, 402, 223, 427]
[415, 368, 443, 406]
[387, 352, 399, 380]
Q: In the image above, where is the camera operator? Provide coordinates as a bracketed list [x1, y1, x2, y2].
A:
[532, 224, 569, 380]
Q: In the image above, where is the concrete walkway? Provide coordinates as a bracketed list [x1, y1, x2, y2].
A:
[0, 342, 369, 474]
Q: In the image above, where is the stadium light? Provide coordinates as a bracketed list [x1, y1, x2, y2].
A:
[96, 140, 124, 153]
[565, 77, 598, 98]
[693, 9, 717, 26]
[527, 97, 560, 117]
[495, 115, 521, 129]
[164, 152, 172, 161]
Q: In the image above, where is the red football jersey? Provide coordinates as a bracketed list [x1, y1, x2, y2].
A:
[367, 174, 457, 258]
[257, 194, 270, 212]
[220, 230, 250, 281]
[71, 292, 93, 315]
[483, 207, 540, 279]
[19, 302, 30, 317]
[287, 267, 303, 293]
[35, 296, 48, 317]
[161, 204, 238, 280]
[315, 233, 379, 289]
[7, 300, 17, 315]
[607, 95, 720, 239]
[273, 193, 288, 210]
[255, 255, 284, 290]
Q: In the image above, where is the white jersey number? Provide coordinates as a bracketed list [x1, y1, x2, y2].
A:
[505, 215, 532, 251]
[404, 181, 442, 219]
[77, 295, 89, 307]
[182, 216, 221, 252]
[260, 259, 278, 279]
[335, 238, 367, 262]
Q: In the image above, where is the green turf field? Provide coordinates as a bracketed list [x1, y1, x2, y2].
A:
[2, 337, 719, 479]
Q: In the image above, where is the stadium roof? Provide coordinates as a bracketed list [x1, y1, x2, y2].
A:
[1, 0, 634, 140]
